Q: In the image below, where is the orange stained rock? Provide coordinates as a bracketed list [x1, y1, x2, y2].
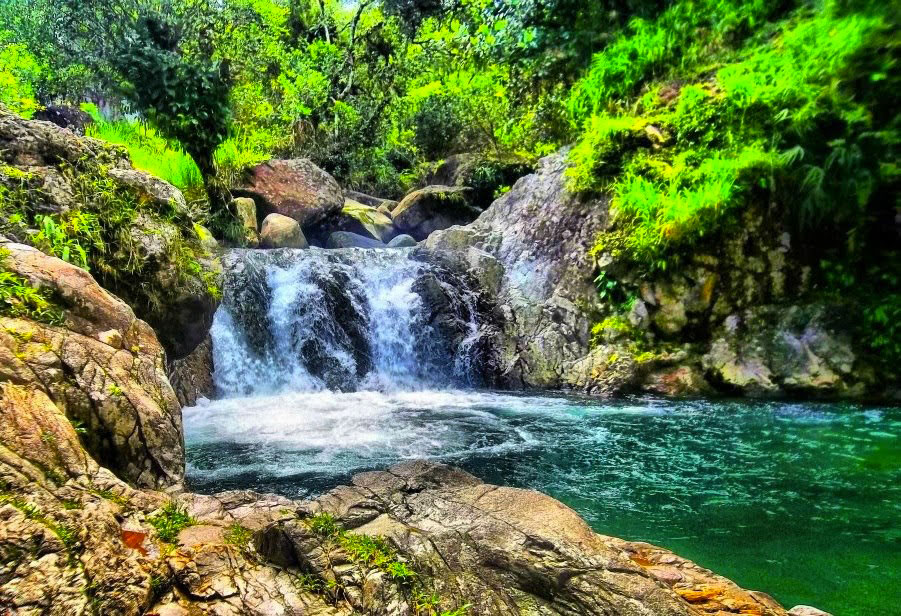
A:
[121, 529, 148, 555]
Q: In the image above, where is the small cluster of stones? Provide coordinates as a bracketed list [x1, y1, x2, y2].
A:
[232, 157, 486, 250]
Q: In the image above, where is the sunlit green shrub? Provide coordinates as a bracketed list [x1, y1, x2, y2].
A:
[0, 42, 42, 118]
[569, 0, 893, 267]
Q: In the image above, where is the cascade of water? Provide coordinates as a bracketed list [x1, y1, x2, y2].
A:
[211, 247, 489, 397]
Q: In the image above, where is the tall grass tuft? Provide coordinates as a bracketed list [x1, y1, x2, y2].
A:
[83, 108, 204, 192]
[82, 104, 270, 194]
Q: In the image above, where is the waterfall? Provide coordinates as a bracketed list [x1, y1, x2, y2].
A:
[210, 247, 492, 397]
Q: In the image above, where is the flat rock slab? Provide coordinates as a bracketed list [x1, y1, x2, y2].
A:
[257, 460, 790, 616]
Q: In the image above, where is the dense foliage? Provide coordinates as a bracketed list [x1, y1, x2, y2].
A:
[0, 0, 897, 360]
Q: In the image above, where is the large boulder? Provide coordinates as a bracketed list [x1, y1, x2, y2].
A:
[336, 199, 394, 241]
[424, 153, 533, 208]
[307, 198, 395, 245]
[168, 334, 215, 407]
[260, 213, 308, 249]
[344, 188, 398, 211]
[32, 105, 94, 135]
[236, 159, 343, 227]
[231, 196, 260, 247]
[392, 185, 481, 241]
[126, 214, 220, 360]
[0, 239, 183, 489]
[425, 150, 610, 387]
[0, 105, 128, 169]
[108, 167, 190, 219]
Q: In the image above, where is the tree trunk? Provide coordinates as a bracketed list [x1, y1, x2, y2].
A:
[191, 148, 230, 212]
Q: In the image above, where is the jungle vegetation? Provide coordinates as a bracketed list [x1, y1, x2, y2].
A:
[0, 0, 898, 360]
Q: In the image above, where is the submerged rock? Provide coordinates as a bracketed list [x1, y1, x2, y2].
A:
[326, 230, 385, 249]
[788, 607, 834, 616]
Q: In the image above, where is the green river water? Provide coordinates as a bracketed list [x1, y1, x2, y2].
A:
[186, 392, 901, 614]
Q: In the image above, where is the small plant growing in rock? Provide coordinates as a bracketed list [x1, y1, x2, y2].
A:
[149, 573, 170, 598]
[147, 501, 195, 543]
[0, 267, 65, 326]
[413, 590, 441, 613]
[88, 487, 130, 507]
[384, 560, 415, 580]
[224, 523, 253, 548]
[294, 572, 325, 592]
[306, 512, 340, 537]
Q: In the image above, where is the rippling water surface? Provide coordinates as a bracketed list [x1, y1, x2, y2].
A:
[185, 391, 900, 615]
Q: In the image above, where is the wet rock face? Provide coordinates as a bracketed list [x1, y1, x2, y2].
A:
[0, 240, 184, 489]
[168, 334, 215, 406]
[702, 304, 861, 397]
[420, 147, 882, 399]
[256, 461, 790, 616]
[237, 158, 344, 227]
[425, 150, 611, 388]
[298, 268, 374, 389]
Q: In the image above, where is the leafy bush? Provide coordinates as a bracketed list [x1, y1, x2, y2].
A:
[569, 0, 896, 268]
[112, 14, 232, 200]
[0, 42, 42, 118]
